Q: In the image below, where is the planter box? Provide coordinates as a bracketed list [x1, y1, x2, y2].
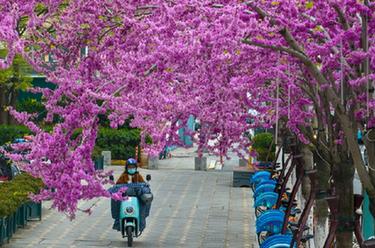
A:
[9, 213, 17, 235]
[232, 166, 255, 187]
[239, 158, 248, 167]
[94, 156, 104, 170]
[139, 152, 149, 169]
[195, 157, 207, 171]
[0, 203, 42, 246]
[148, 157, 158, 170]
[0, 217, 10, 246]
[26, 202, 42, 221]
[101, 151, 111, 167]
[16, 204, 27, 228]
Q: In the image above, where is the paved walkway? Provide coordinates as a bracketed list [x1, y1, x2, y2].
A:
[4, 158, 256, 247]
[158, 145, 241, 172]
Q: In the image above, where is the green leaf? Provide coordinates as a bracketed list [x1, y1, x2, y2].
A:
[306, 1, 314, 9]
[80, 23, 90, 29]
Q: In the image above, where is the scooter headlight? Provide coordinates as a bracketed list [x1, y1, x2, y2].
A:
[125, 207, 134, 214]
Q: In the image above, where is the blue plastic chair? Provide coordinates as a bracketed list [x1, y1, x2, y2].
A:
[254, 183, 277, 199]
[251, 171, 273, 192]
[251, 171, 271, 184]
[254, 192, 279, 209]
[256, 210, 285, 234]
[260, 234, 295, 248]
[255, 179, 277, 187]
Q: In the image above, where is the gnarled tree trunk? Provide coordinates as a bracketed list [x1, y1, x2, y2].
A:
[313, 151, 331, 247]
[333, 158, 355, 248]
[0, 85, 9, 125]
[0, 84, 18, 125]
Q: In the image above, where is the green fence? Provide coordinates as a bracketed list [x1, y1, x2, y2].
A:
[0, 202, 42, 246]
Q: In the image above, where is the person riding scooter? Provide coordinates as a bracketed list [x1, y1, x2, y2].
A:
[110, 158, 152, 233]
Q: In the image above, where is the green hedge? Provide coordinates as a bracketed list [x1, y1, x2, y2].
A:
[15, 99, 46, 121]
[0, 125, 140, 160]
[252, 132, 276, 162]
[95, 128, 140, 160]
[0, 125, 30, 145]
[0, 173, 43, 217]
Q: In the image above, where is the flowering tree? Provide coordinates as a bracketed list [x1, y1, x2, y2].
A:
[2, 1, 374, 245]
[241, 0, 375, 246]
[0, 0, 260, 217]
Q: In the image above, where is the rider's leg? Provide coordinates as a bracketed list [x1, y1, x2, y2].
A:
[111, 199, 121, 219]
[112, 219, 120, 231]
[111, 199, 121, 231]
[145, 201, 151, 217]
[139, 202, 147, 231]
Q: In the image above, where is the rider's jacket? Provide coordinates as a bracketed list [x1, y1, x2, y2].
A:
[116, 172, 145, 184]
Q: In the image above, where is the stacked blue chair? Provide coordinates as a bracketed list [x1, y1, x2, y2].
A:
[256, 210, 284, 234]
[250, 159, 301, 247]
[254, 183, 277, 198]
[251, 171, 271, 187]
[260, 234, 295, 248]
[254, 192, 279, 209]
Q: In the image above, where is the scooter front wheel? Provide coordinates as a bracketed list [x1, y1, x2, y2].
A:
[126, 226, 133, 247]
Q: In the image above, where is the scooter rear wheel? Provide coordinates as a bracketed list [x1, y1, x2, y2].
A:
[126, 226, 133, 247]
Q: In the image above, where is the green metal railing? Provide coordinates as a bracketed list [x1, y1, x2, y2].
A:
[0, 202, 42, 246]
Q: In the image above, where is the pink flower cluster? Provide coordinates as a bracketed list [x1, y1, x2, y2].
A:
[0, 0, 374, 217]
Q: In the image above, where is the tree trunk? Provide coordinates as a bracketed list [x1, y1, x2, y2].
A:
[8, 87, 18, 125]
[333, 158, 354, 248]
[301, 145, 315, 247]
[313, 151, 330, 247]
[0, 86, 9, 125]
[338, 112, 375, 214]
[301, 145, 313, 198]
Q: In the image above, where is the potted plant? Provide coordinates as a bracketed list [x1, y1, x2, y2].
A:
[251, 132, 276, 167]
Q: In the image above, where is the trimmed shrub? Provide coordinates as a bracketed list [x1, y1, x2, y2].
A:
[252, 132, 275, 162]
[71, 127, 140, 159]
[92, 145, 103, 160]
[0, 125, 30, 145]
[0, 125, 140, 160]
[0, 173, 43, 217]
[15, 98, 46, 121]
[95, 128, 140, 160]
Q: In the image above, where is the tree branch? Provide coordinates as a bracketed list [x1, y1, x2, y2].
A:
[332, 4, 350, 31]
[242, 38, 310, 64]
[279, 28, 307, 56]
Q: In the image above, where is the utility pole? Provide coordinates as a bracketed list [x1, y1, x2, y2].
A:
[362, 0, 372, 120]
